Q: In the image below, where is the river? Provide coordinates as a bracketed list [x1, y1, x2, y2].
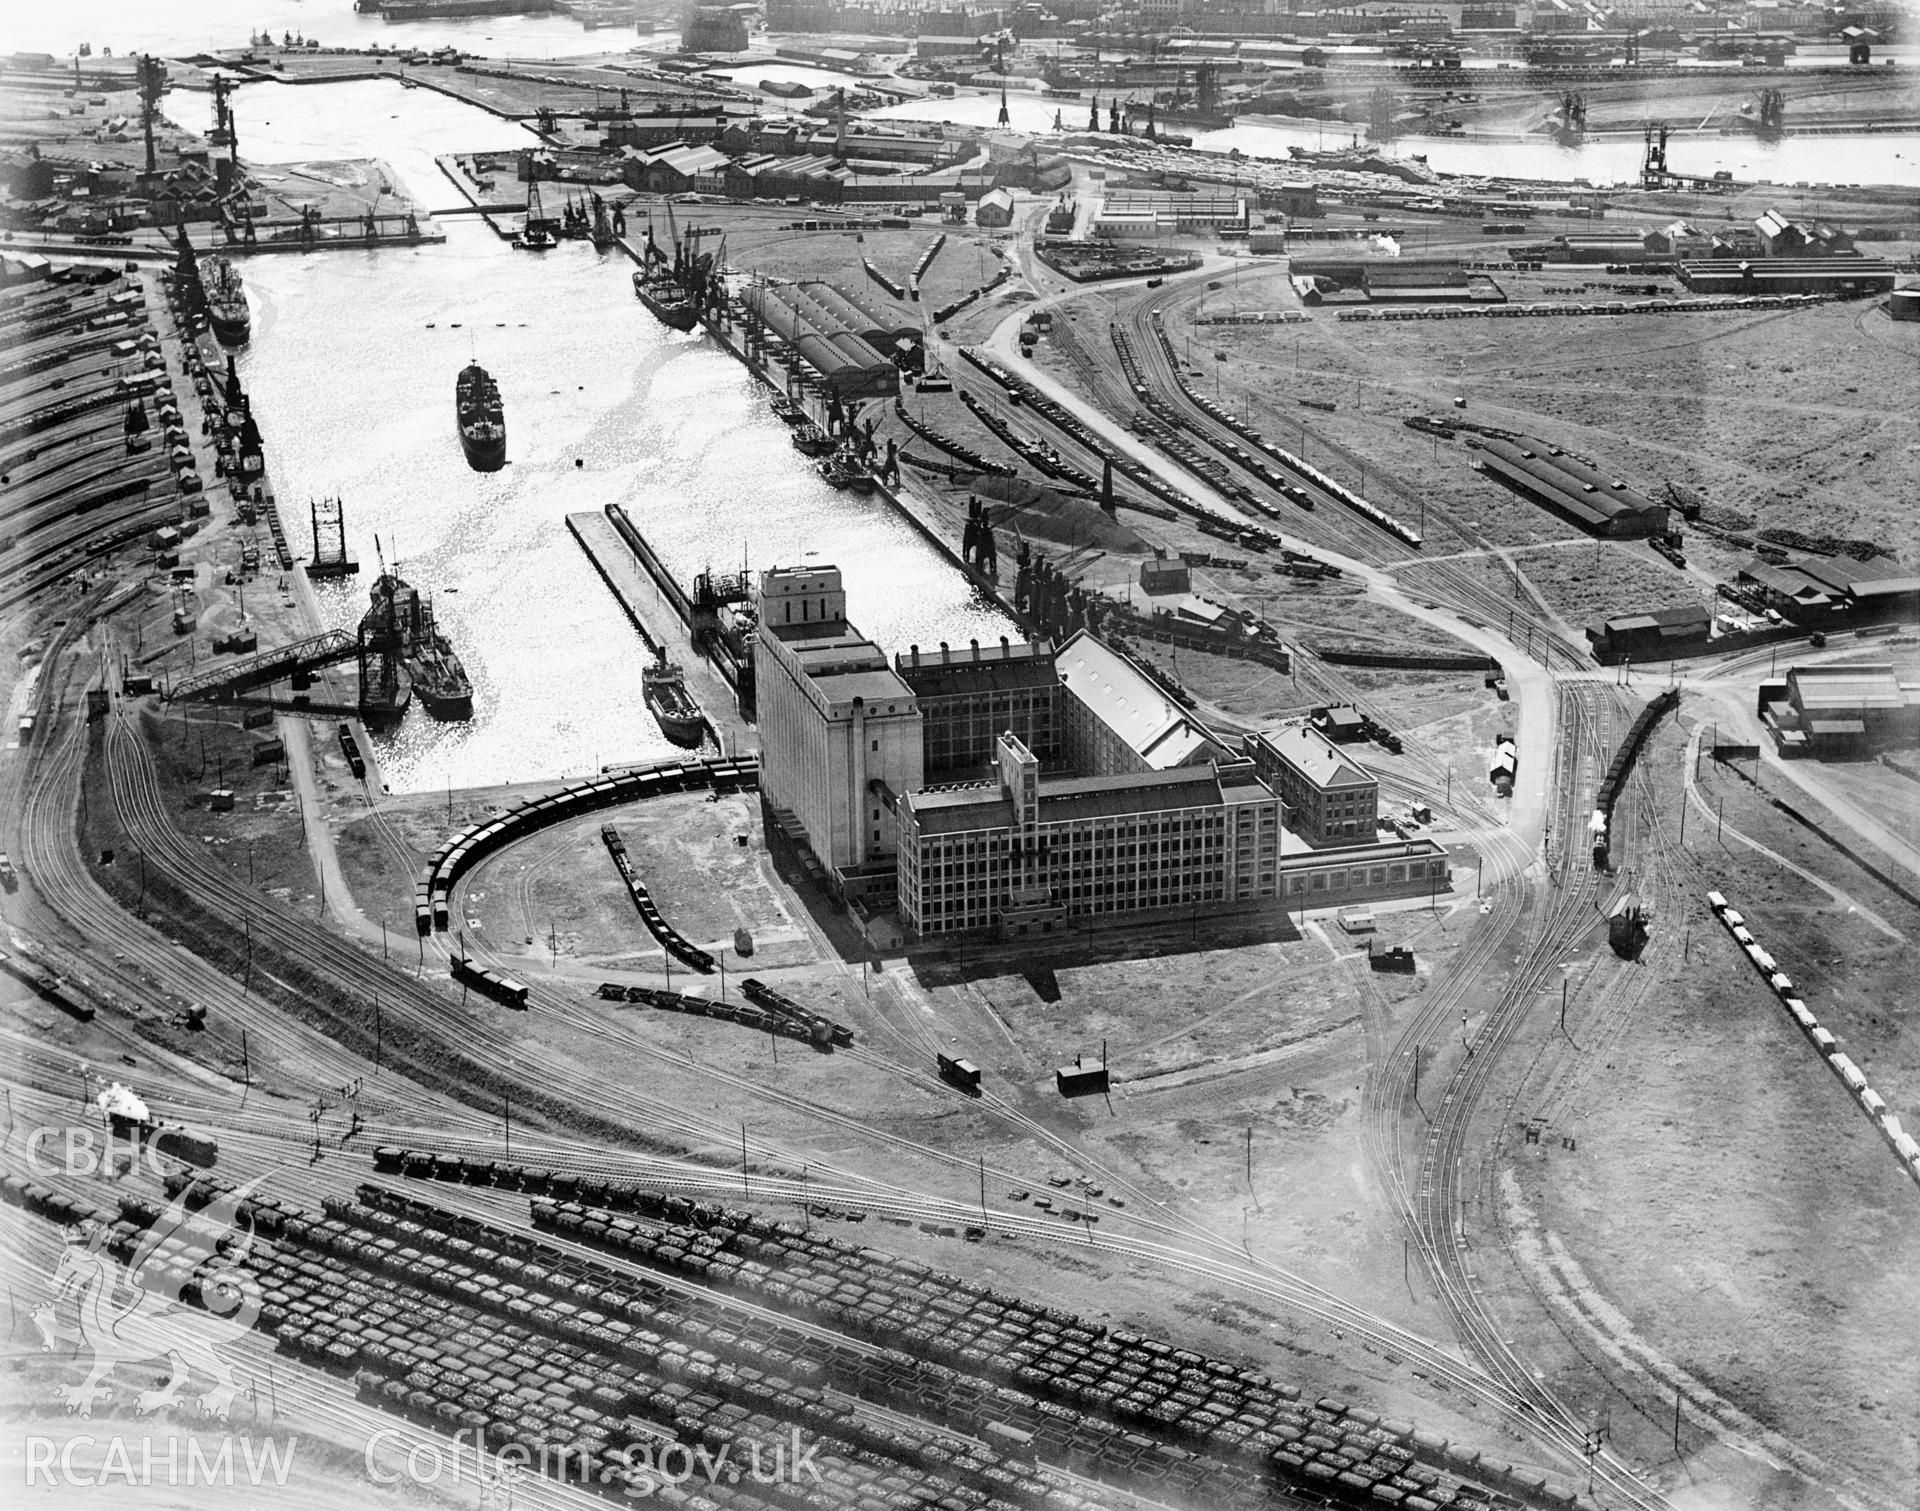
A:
[162, 80, 1011, 794]
[868, 91, 1920, 188]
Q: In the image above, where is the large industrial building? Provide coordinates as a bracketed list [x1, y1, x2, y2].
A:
[755, 567, 1450, 943]
[898, 736, 1283, 940]
[752, 566, 923, 894]
[1475, 437, 1669, 538]
[1676, 258, 1896, 296]
[1760, 664, 1920, 754]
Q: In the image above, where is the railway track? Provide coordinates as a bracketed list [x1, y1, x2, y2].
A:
[11, 595, 1651, 1501]
[1356, 682, 1680, 1508]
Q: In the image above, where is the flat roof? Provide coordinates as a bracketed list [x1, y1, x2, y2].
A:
[905, 765, 1233, 834]
[812, 667, 916, 705]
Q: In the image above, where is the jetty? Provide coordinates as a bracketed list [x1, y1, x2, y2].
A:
[566, 510, 747, 743]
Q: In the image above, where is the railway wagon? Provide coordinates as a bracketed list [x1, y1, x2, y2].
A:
[450, 952, 529, 1010]
[740, 977, 853, 1047]
[937, 1053, 982, 1094]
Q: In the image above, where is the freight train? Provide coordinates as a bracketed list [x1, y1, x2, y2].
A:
[450, 951, 529, 1009]
[416, 757, 757, 937]
[332, 1147, 1590, 1509]
[739, 976, 853, 1048]
[1707, 891, 1920, 1188]
[1145, 312, 1424, 548]
[601, 825, 715, 973]
[1590, 687, 1679, 869]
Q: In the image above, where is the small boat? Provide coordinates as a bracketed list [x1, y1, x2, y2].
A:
[790, 423, 832, 457]
[202, 254, 250, 346]
[769, 394, 804, 425]
[817, 456, 854, 489]
[643, 649, 706, 747]
[455, 364, 506, 472]
[517, 225, 555, 251]
[844, 466, 877, 495]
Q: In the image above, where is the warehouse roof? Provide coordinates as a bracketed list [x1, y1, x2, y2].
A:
[1787, 664, 1905, 711]
[1740, 561, 1833, 604]
[1054, 629, 1225, 770]
[1476, 437, 1664, 531]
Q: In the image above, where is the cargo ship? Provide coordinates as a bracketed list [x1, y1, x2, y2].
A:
[363, 558, 474, 721]
[632, 269, 698, 331]
[202, 254, 250, 346]
[455, 363, 506, 472]
[631, 203, 718, 332]
[643, 648, 706, 746]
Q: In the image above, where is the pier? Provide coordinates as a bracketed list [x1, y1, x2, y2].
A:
[566, 510, 750, 746]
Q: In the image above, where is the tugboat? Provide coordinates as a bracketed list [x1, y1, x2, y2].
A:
[642, 647, 706, 747]
[790, 422, 832, 457]
[455, 364, 506, 472]
[202, 254, 250, 346]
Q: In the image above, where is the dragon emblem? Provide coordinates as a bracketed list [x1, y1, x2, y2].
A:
[33, 1175, 266, 1420]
